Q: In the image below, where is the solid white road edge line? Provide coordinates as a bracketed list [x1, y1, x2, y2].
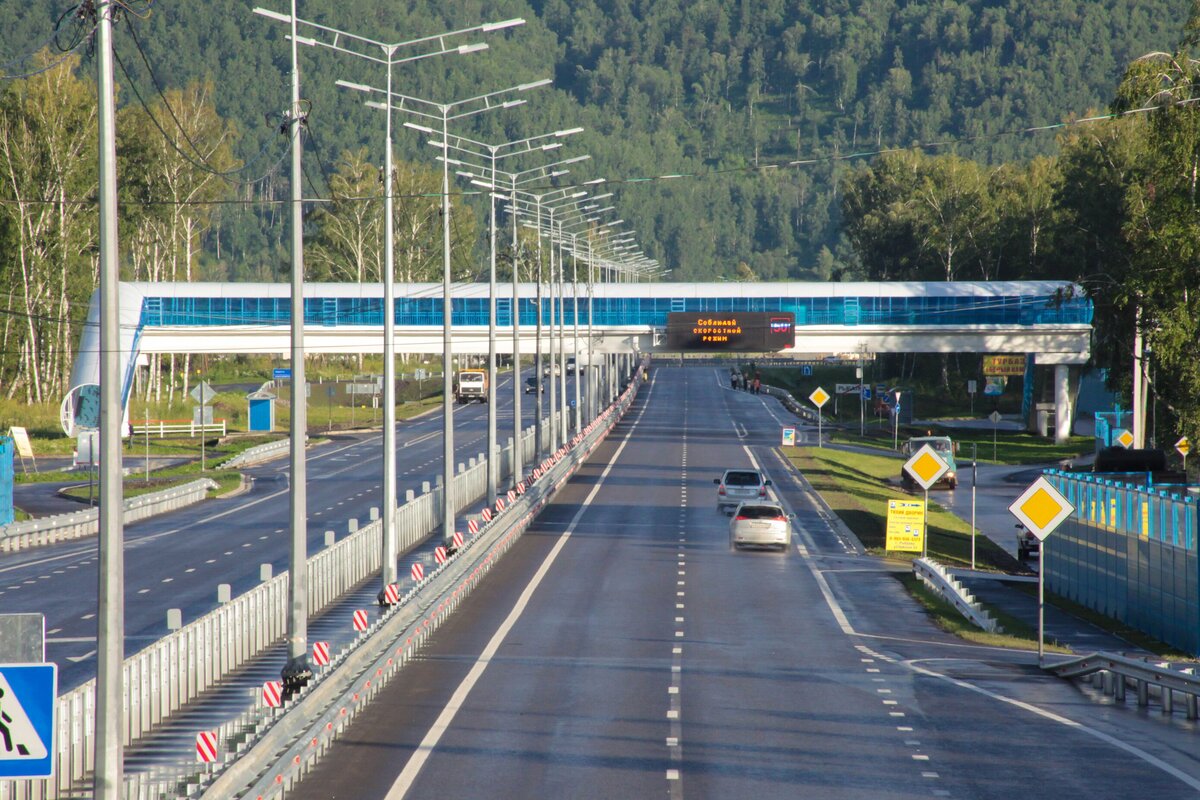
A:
[752, 446, 1200, 792]
[383, 380, 654, 800]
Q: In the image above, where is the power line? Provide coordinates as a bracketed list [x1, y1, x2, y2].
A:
[111, 45, 292, 191]
[122, 15, 286, 181]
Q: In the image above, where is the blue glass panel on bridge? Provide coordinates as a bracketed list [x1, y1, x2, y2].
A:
[138, 287, 1093, 329]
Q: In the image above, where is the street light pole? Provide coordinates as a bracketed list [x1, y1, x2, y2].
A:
[258, 0, 520, 645]
[378, 79, 549, 543]
[439, 105, 454, 543]
[94, 1, 123, 794]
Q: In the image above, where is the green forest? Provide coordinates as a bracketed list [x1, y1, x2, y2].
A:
[1, 0, 1198, 441]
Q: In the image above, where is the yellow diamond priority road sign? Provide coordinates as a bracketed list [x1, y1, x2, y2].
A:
[903, 444, 950, 491]
[1177, 436, 1191, 458]
[1009, 476, 1075, 542]
[808, 386, 830, 408]
[1114, 428, 1134, 449]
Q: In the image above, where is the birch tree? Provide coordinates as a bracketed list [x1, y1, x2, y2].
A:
[0, 52, 98, 403]
[119, 80, 238, 404]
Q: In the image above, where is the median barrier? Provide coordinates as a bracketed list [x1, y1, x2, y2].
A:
[0, 478, 218, 554]
[5, 380, 640, 800]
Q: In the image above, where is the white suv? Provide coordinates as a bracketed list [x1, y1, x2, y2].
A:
[714, 469, 771, 512]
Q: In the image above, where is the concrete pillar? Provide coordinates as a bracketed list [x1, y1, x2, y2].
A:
[1054, 364, 1071, 445]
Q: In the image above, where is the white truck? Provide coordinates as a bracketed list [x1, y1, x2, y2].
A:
[454, 370, 488, 404]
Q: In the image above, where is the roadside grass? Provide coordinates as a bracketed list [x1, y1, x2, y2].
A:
[783, 445, 1021, 572]
[60, 469, 242, 503]
[897, 573, 1071, 653]
[787, 445, 1189, 659]
[1006, 582, 1194, 659]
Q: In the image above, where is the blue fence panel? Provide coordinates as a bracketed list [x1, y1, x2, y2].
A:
[0, 437, 13, 526]
[1045, 469, 1200, 655]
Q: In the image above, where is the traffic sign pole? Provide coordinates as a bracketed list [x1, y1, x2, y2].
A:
[1038, 543, 1046, 665]
[809, 387, 830, 448]
[1008, 476, 1076, 666]
[922, 486, 929, 558]
[970, 443, 977, 571]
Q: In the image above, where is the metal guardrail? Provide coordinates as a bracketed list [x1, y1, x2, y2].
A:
[1048, 652, 1200, 719]
[0, 372, 640, 800]
[200, 381, 634, 800]
[221, 439, 290, 469]
[761, 384, 822, 424]
[912, 558, 998, 633]
[0, 478, 218, 554]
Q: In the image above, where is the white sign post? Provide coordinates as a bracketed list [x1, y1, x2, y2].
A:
[809, 387, 830, 448]
[989, 410, 1002, 461]
[903, 444, 950, 557]
[189, 380, 216, 471]
[1009, 476, 1076, 665]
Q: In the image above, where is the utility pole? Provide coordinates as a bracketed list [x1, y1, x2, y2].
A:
[94, 2, 124, 795]
[511, 179, 523, 486]
[282, 0, 311, 694]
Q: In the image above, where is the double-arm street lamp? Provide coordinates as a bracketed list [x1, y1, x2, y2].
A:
[252, 4, 522, 691]
[266, 11, 521, 609]
[430, 127, 582, 502]
[516, 193, 613, 442]
[342, 78, 551, 544]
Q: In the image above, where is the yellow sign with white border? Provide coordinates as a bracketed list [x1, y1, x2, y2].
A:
[886, 499, 926, 552]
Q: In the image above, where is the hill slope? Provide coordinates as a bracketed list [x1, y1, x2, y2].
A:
[0, 0, 1188, 280]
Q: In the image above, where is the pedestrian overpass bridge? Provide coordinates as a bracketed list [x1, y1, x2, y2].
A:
[70, 279, 1092, 439]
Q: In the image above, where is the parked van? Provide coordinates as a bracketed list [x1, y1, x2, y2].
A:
[455, 370, 488, 404]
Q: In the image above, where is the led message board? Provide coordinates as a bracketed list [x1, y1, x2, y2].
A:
[666, 312, 795, 352]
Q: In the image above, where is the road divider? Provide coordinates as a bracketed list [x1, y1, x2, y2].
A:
[196, 374, 642, 800]
[0, 478, 218, 553]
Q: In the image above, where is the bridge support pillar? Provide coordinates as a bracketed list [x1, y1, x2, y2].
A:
[1053, 364, 1071, 444]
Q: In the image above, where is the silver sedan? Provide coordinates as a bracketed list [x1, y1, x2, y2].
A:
[729, 501, 793, 551]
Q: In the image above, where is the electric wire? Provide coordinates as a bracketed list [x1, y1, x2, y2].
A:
[123, 15, 285, 180]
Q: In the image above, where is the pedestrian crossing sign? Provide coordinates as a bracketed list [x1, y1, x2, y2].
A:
[0, 663, 57, 778]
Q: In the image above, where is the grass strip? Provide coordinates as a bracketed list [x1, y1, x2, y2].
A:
[897, 573, 1071, 653]
[1004, 582, 1193, 659]
[783, 445, 1021, 572]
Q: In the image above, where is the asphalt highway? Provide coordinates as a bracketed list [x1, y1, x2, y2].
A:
[292, 365, 1200, 799]
[0, 370, 581, 690]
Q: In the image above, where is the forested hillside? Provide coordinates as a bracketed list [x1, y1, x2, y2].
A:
[0, 0, 1187, 284]
[0, 0, 1194, 404]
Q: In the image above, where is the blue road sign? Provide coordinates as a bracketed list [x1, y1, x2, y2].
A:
[862, 387, 872, 400]
[0, 663, 57, 779]
[272, 368, 292, 380]
[801, 365, 812, 376]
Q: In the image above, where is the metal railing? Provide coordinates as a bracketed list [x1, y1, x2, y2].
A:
[1048, 652, 1200, 719]
[197, 379, 636, 800]
[129, 420, 227, 438]
[761, 383, 822, 424]
[220, 439, 290, 469]
[0, 373, 640, 800]
[913, 558, 998, 633]
[0, 478, 218, 553]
